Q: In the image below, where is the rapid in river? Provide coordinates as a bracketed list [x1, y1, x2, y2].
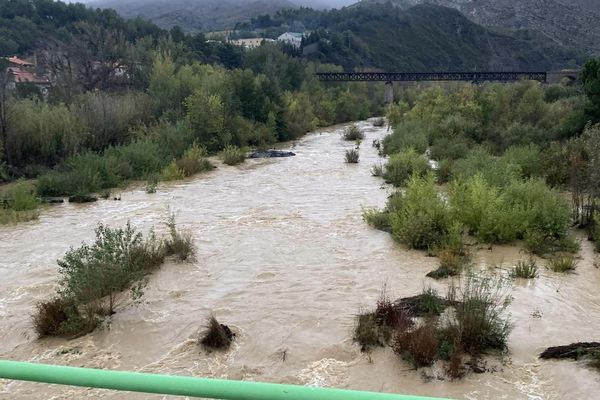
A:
[1, 121, 599, 399]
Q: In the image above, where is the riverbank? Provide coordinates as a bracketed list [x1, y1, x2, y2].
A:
[1, 121, 600, 399]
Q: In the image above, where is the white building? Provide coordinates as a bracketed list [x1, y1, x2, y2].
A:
[230, 38, 275, 49]
[277, 32, 303, 48]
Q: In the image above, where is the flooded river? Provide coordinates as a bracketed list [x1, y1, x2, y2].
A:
[1, 121, 600, 399]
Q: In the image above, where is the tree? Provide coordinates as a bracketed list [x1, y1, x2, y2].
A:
[57, 223, 147, 315]
[185, 91, 230, 150]
[0, 57, 8, 163]
[581, 59, 600, 124]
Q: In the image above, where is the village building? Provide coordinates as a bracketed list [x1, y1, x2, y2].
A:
[229, 38, 275, 49]
[277, 32, 304, 48]
[4, 56, 51, 95]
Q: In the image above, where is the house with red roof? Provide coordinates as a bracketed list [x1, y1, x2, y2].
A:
[3, 56, 51, 95]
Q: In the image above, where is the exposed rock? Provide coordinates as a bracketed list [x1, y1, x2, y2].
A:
[68, 194, 98, 203]
[540, 342, 600, 359]
[393, 294, 458, 318]
[41, 197, 65, 204]
[249, 150, 296, 159]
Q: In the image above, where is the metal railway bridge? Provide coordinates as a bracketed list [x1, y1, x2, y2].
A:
[316, 71, 578, 103]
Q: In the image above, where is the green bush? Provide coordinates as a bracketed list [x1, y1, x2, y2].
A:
[430, 137, 470, 161]
[547, 256, 577, 273]
[33, 298, 96, 338]
[145, 175, 158, 194]
[161, 160, 185, 181]
[219, 145, 246, 166]
[164, 214, 196, 262]
[452, 148, 522, 188]
[342, 125, 364, 141]
[383, 148, 430, 187]
[176, 157, 213, 176]
[56, 222, 149, 315]
[444, 274, 512, 355]
[104, 140, 165, 178]
[3, 181, 39, 211]
[511, 258, 539, 279]
[389, 174, 450, 250]
[501, 144, 543, 179]
[593, 215, 600, 253]
[524, 230, 580, 256]
[450, 176, 571, 244]
[383, 120, 429, 155]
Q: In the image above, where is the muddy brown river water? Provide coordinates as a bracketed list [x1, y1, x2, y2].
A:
[1, 121, 600, 399]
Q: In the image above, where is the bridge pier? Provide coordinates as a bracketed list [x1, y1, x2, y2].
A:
[384, 81, 394, 104]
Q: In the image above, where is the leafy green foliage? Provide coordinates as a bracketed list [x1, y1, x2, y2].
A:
[445, 274, 512, 355]
[581, 59, 600, 124]
[383, 148, 430, 187]
[389, 174, 450, 250]
[33, 217, 194, 337]
[511, 258, 539, 279]
[547, 256, 578, 273]
[219, 145, 246, 166]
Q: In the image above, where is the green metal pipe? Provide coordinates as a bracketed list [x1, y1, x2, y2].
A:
[0, 360, 449, 400]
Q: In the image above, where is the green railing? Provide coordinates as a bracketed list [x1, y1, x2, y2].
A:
[0, 360, 449, 400]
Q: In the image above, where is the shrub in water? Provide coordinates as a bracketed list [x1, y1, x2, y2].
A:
[219, 145, 246, 166]
[164, 214, 196, 262]
[383, 148, 430, 187]
[373, 117, 385, 127]
[362, 208, 391, 232]
[389, 174, 450, 250]
[176, 157, 213, 176]
[145, 175, 158, 194]
[371, 164, 383, 177]
[161, 160, 185, 181]
[3, 181, 39, 211]
[345, 149, 359, 163]
[176, 143, 214, 177]
[392, 321, 439, 368]
[342, 124, 364, 141]
[200, 316, 234, 351]
[511, 258, 539, 279]
[444, 274, 512, 355]
[57, 222, 149, 315]
[33, 298, 96, 338]
[354, 287, 411, 352]
[547, 256, 577, 273]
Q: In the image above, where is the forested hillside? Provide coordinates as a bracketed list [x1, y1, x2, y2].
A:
[242, 4, 583, 71]
[361, 0, 600, 56]
[88, 0, 298, 32]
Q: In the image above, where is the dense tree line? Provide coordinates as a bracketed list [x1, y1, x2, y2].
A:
[365, 59, 600, 265]
[0, 1, 384, 223]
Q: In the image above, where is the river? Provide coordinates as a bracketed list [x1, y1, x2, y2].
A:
[1, 120, 600, 399]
